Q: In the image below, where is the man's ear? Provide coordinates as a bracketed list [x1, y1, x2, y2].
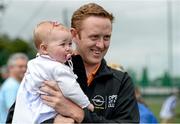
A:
[39, 43, 48, 55]
[70, 28, 79, 43]
[70, 28, 77, 37]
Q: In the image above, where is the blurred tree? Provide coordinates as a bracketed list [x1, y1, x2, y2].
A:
[0, 35, 36, 85]
[140, 67, 149, 87]
[0, 35, 36, 66]
[173, 77, 180, 87]
[11, 38, 36, 58]
[0, 35, 11, 66]
[162, 71, 172, 87]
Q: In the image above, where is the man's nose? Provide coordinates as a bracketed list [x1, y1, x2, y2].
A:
[96, 38, 105, 49]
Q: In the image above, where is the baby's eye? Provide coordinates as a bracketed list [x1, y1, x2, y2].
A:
[59, 43, 65, 46]
[69, 42, 72, 46]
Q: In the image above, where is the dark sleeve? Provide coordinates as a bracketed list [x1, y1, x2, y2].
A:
[82, 72, 140, 123]
[6, 102, 15, 123]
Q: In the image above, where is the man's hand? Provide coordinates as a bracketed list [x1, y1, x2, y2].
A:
[40, 80, 84, 122]
[54, 114, 74, 124]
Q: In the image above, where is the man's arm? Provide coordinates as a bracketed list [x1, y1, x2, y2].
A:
[43, 114, 75, 124]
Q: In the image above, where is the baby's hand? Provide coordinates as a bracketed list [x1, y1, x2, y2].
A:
[87, 103, 94, 112]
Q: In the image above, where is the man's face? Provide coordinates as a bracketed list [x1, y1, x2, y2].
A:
[10, 58, 27, 81]
[75, 16, 112, 65]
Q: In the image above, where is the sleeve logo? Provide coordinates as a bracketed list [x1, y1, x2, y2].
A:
[108, 95, 117, 108]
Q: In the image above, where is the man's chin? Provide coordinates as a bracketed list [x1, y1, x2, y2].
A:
[89, 58, 102, 65]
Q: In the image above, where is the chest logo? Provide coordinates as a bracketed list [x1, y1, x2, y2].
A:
[92, 95, 105, 107]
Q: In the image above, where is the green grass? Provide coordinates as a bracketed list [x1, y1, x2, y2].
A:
[144, 97, 180, 123]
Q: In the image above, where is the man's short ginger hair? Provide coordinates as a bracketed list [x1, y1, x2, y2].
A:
[71, 3, 114, 32]
[33, 21, 68, 49]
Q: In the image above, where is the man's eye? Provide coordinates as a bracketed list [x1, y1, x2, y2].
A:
[90, 36, 99, 40]
[104, 36, 111, 41]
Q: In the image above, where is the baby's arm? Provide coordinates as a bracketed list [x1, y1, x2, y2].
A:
[54, 66, 92, 109]
[87, 103, 94, 112]
[40, 80, 84, 123]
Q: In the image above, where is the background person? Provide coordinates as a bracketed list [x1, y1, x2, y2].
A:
[135, 87, 158, 123]
[0, 53, 28, 123]
[160, 91, 179, 123]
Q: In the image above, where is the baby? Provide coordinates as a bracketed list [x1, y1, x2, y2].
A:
[12, 21, 93, 124]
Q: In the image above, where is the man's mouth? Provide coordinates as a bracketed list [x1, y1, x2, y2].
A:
[91, 49, 101, 56]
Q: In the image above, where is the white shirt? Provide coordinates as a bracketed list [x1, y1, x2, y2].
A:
[160, 95, 177, 119]
[12, 55, 90, 124]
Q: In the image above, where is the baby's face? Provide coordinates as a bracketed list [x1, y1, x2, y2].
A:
[46, 29, 73, 63]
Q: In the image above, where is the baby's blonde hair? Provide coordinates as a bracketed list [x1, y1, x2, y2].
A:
[33, 21, 69, 49]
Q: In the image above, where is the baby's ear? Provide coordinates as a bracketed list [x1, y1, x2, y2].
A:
[39, 43, 48, 55]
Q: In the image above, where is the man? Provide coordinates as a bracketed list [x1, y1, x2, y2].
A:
[135, 87, 158, 123]
[0, 53, 28, 123]
[6, 3, 139, 123]
[40, 3, 139, 123]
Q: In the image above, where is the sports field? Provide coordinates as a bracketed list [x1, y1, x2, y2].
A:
[145, 97, 180, 123]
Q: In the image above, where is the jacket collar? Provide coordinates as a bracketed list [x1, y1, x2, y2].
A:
[71, 55, 113, 79]
[95, 59, 113, 79]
